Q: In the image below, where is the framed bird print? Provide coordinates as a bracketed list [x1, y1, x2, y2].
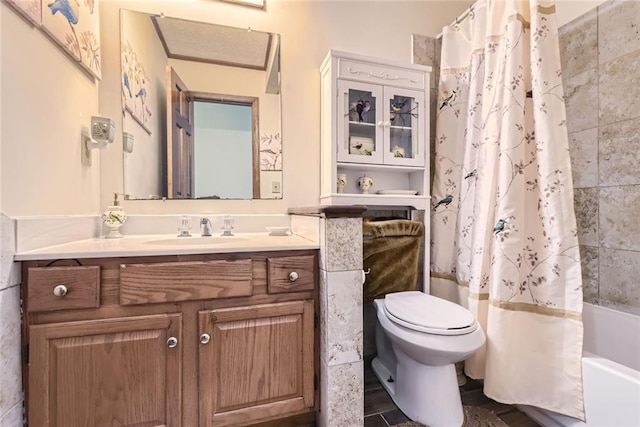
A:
[40, 0, 101, 79]
[2, 0, 42, 26]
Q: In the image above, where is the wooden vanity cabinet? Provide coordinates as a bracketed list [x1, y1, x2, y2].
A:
[29, 313, 183, 427]
[22, 250, 319, 427]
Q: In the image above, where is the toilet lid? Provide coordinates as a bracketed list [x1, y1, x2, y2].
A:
[384, 291, 477, 336]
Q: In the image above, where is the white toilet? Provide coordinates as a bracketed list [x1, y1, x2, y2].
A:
[372, 291, 485, 427]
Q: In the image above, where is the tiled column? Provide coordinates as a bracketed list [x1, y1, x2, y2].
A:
[0, 214, 23, 426]
[318, 214, 364, 427]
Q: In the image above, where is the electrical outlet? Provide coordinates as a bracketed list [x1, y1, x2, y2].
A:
[272, 181, 281, 193]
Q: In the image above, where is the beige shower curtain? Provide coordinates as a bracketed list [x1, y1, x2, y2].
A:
[431, 0, 585, 420]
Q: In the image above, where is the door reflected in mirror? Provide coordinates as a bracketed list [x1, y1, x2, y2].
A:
[120, 9, 282, 200]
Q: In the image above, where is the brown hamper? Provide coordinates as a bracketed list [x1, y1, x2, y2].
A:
[363, 218, 424, 302]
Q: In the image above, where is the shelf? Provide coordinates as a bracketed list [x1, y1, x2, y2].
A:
[321, 193, 431, 210]
[348, 121, 376, 127]
[337, 162, 423, 172]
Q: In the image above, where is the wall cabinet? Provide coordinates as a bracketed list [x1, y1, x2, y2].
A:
[22, 250, 318, 427]
[321, 50, 432, 208]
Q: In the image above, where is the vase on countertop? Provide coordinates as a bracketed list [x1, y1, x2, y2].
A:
[102, 194, 127, 238]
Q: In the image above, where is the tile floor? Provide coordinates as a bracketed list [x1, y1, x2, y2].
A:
[364, 360, 541, 427]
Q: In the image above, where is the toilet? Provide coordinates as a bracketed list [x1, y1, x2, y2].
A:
[372, 291, 485, 427]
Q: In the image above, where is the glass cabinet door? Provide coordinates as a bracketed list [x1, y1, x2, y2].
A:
[336, 80, 384, 164]
[383, 87, 425, 167]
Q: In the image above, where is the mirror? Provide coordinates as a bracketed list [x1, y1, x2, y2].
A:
[119, 9, 282, 200]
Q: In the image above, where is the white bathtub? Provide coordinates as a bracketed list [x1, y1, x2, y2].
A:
[519, 303, 640, 426]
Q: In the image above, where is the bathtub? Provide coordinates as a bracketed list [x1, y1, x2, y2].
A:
[518, 303, 640, 426]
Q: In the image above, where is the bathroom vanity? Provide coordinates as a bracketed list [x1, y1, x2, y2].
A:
[18, 236, 319, 427]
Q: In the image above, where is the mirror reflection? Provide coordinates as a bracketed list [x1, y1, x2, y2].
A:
[120, 9, 282, 200]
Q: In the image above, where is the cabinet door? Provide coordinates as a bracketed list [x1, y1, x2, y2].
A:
[198, 301, 314, 427]
[383, 86, 426, 167]
[29, 314, 182, 427]
[336, 79, 384, 164]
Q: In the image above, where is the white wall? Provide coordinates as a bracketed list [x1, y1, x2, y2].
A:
[1, 3, 101, 216]
[555, 0, 608, 26]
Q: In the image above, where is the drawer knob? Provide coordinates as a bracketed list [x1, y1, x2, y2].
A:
[200, 333, 211, 345]
[53, 284, 68, 297]
[167, 337, 179, 348]
[288, 271, 299, 282]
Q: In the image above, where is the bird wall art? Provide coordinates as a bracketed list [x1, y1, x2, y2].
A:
[41, 0, 102, 79]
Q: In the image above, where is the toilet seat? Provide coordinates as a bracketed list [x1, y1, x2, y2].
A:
[384, 291, 478, 336]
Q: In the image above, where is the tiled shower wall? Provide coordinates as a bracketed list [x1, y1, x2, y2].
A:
[560, 0, 640, 315]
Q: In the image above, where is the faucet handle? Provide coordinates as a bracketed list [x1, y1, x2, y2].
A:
[221, 215, 234, 236]
[177, 215, 192, 237]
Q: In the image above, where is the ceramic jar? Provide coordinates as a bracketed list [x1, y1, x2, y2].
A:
[337, 174, 347, 193]
[358, 175, 374, 194]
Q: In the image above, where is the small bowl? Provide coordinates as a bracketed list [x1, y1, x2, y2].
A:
[266, 226, 291, 236]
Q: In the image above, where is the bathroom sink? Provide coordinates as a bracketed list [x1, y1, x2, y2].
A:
[144, 236, 246, 246]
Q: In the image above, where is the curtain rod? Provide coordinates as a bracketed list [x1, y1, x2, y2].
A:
[435, 1, 477, 39]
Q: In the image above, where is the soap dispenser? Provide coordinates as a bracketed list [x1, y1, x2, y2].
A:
[101, 193, 127, 239]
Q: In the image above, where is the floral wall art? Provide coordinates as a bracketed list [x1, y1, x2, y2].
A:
[3, 0, 42, 25]
[41, 0, 102, 79]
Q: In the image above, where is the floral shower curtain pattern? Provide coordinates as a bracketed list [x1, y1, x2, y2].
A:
[431, 0, 584, 419]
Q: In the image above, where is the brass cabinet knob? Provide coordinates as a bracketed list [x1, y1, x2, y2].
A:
[200, 333, 211, 345]
[288, 272, 299, 282]
[53, 284, 68, 297]
[167, 337, 178, 348]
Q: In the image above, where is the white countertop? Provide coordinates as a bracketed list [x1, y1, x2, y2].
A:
[14, 233, 319, 261]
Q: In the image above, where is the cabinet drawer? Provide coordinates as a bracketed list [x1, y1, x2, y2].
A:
[267, 255, 316, 294]
[120, 260, 253, 305]
[27, 266, 100, 313]
[338, 58, 426, 90]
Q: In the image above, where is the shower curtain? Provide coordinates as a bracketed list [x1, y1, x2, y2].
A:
[431, 0, 585, 420]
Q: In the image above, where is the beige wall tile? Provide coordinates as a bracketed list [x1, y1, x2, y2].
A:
[0, 401, 22, 427]
[0, 286, 22, 419]
[597, 0, 640, 65]
[568, 128, 598, 188]
[318, 360, 364, 427]
[574, 188, 599, 246]
[599, 185, 640, 251]
[599, 248, 640, 308]
[579, 246, 599, 303]
[0, 215, 20, 292]
[563, 68, 598, 133]
[558, 8, 597, 78]
[599, 50, 640, 126]
[319, 270, 363, 367]
[320, 217, 363, 272]
[599, 118, 640, 186]
[412, 34, 437, 88]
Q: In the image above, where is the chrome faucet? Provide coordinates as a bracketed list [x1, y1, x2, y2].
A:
[200, 217, 213, 236]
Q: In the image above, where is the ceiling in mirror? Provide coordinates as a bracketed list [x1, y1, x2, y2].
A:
[151, 16, 272, 70]
[120, 10, 282, 201]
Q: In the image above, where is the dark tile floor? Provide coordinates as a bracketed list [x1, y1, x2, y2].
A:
[364, 360, 540, 427]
